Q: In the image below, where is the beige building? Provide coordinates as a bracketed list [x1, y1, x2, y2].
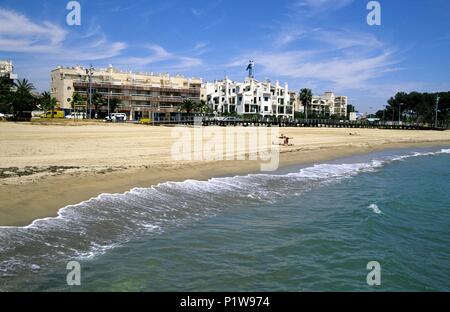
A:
[307, 92, 348, 118]
[51, 65, 202, 120]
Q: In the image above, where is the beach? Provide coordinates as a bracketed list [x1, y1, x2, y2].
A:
[1, 121, 450, 226]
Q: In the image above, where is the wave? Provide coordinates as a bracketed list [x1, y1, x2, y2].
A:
[0, 147, 449, 278]
[368, 204, 382, 214]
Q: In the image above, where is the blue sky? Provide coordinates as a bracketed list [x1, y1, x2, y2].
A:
[1, 0, 449, 112]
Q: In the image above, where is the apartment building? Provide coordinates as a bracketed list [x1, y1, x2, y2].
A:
[308, 92, 348, 118]
[50, 65, 202, 120]
[0, 60, 18, 82]
[204, 77, 294, 118]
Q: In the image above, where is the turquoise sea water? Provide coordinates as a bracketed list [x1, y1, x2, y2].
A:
[1, 147, 449, 291]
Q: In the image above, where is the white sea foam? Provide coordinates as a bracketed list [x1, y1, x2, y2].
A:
[368, 204, 383, 214]
[390, 148, 450, 162]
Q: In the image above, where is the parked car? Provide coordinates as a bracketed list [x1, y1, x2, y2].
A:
[65, 112, 86, 119]
[40, 110, 65, 118]
[105, 113, 127, 122]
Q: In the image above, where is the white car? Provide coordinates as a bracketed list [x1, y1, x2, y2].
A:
[105, 113, 127, 122]
[65, 112, 86, 119]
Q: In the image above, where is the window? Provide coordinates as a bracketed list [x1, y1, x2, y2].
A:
[67, 86, 72, 90]
[67, 98, 71, 102]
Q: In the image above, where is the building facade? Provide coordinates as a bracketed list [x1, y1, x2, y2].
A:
[307, 92, 348, 118]
[51, 65, 202, 120]
[204, 77, 294, 118]
[0, 60, 18, 81]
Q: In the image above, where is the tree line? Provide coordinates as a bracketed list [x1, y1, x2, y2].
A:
[375, 91, 450, 126]
[0, 76, 66, 119]
[0, 76, 39, 119]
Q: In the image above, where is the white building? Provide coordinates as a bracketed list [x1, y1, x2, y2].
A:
[0, 60, 18, 80]
[204, 77, 294, 118]
[308, 92, 348, 118]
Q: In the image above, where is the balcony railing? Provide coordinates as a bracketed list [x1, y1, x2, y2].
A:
[73, 81, 200, 94]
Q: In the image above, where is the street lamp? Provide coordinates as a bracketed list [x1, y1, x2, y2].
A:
[435, 96, 440, 128]
[398, 102, 403, 124]
[85, 65, 94, 119]
[108, 89, 112, 117]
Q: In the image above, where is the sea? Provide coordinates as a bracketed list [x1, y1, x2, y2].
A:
[0, 146, 449, 292]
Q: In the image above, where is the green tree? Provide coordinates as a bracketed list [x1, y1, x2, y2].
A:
[180, 99, 197, 114]
[10, 79, 37, 118]
[380, 91, 450, 127]
[299, 88, 312, 120]
[108, 98, 120, 114]
[92, 92, 105, 117]
[71, 92, 84, 113]
[195, 100, 211, 114]
[40, 91, 58, 117]
[0, 75, 13, 113]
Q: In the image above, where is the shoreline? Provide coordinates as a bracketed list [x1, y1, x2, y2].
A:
[1, 139, 449, 227]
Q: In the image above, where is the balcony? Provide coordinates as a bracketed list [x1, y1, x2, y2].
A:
[73, 81, 200, 95]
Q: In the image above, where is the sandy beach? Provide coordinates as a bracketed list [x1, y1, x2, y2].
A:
[1, 121, 450, 226]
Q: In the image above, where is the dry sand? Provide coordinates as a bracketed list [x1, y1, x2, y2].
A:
[1, 121, 450, 226]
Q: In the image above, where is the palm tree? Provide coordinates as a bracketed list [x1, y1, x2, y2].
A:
[0, 75, 13, 113]
[11, 79, 36, 118]
[14, 79, 35, 94]
[40, 91, 58, 117]
[108, 98, 120, 115]
[70, 92, 84, 117]
[92, 92, 105, 117]
[299, 88, 312, 120]
[180, 99, 197, 114]
[195, 100, 210, 114]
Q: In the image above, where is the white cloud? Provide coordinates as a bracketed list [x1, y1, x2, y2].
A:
[227, 27, 398, 92]
[313, 29, 383, 50]
[0, 8, 66, 52]
[229, 0, 403, 108]
[116, 44, 202, 70]
[0, 8, 126, 60]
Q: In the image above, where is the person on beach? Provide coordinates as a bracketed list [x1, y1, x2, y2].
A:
[278, 134, 293, 146]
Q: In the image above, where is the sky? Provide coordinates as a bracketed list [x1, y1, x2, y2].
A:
[0, 0, 449, 113]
